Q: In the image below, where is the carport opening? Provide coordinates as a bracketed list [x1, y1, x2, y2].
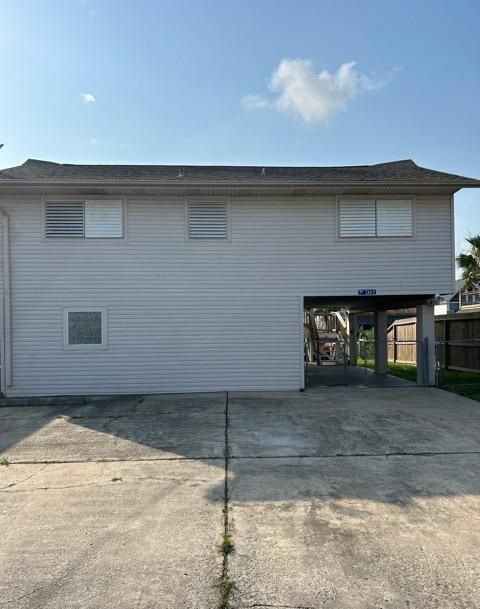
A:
[303, 294, 436, 388]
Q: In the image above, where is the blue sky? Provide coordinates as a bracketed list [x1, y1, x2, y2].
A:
[0, 0, 479, 262]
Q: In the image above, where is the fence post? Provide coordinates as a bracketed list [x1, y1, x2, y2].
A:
[444, 319, 448, 370]
[434, 341, 441, 387]
[422, 338, 428, 386]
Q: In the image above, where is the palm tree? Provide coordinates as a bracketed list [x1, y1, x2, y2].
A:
[457, 235, 480, 289]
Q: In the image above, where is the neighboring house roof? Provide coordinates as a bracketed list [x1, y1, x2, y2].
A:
[0, 158, 479, 186]
[441, 280, 464, 303]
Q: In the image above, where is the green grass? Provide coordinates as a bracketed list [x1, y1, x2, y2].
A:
[357, 357, 480, 401]
[442, 383, 480, 401]
[387, 362, 418, 382]
[438, 369, 480, 401]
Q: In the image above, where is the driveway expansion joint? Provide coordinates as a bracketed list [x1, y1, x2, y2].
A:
[218, 391, 235, 608]
[229, 449, 480, 460]
[2, 456, 225, 465]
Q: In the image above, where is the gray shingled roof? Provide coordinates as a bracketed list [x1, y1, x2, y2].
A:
[0, 158, 479, 185]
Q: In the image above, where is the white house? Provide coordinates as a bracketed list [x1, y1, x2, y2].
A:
[0, 158, 478, 397]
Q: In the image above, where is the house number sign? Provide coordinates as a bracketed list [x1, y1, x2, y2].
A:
[358, 289, 377, 296]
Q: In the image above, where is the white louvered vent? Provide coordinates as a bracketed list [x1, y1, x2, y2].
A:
[85, 200, 124, 238]
[339, 200, 376, 237]
[45, 202, 84, 237]
[339, 199, 413, 238]
[376, 200, 413, 236]
[45, 200, 124, 238]
[188, 202, 228, 239]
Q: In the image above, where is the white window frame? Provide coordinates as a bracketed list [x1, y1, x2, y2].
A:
[43, 198, 127, 241]
[336, 195, 415, 239]
[184, 197, 231, 242]
[63, 307, 108, 350]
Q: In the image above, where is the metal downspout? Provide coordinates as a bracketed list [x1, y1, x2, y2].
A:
[0, 208, 11, 393]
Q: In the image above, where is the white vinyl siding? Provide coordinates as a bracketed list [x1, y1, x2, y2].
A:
[0, 194, 453, 397]
[188, 202, 228, 239]
[339, 200, 376, 237]
[339, 198, 413, 238]
[45, 200, 123, 238]
[85, 201, 124, 238]
[376, 199, 413, 236]
[45, 201, 84, 237]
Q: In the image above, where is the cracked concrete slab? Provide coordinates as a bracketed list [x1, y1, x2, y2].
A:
[228, 387, 480, 457]
[3, 385, 480, 608]
[228, 453, 480, 609]
[0, 459, 225, 609]
[0, 393, 226, 462]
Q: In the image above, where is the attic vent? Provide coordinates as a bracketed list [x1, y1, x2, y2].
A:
[339, 199, 376, 237]
[45, 200, 124, 238]
[85, 200, 124, 237]
[45, 201, 84, 237]
[339, 198, 413, 238]
[376, 199, 413, 236]
[188, 202, 228, 239]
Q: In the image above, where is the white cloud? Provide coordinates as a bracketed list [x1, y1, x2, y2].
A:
[244, 59, 386, 124]
[81, 93, 96, 104]
[241, 94, 270, 110]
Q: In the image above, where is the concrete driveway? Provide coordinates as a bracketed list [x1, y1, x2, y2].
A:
[1, 387, 480, 608]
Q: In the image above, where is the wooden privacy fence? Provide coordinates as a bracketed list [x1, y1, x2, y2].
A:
[387, 318, 417, 364]
[436, 312, 480, 373]
[387, 312, 480, 373]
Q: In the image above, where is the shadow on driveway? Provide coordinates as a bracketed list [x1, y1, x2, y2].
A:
[3, 386, 480, 506]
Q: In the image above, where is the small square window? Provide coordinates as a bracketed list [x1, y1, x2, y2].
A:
[64, 309, 106, 348]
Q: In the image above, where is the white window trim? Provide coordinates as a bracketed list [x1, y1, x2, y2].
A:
[184, 197, 231, 242]
[63, 307, 108, 350]
[43, 198, 127, 241]
[336, 195, 416, 240]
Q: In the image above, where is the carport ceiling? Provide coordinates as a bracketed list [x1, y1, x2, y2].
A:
[304, 294, 434, 312]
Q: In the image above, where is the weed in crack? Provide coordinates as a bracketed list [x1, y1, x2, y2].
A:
[217, 392, 235, 609]
[0, 457, 10, 466]
[219, 533, 234, 555]
[218, 574, 235, 609]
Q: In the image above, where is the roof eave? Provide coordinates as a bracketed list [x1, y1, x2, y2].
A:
[0, 179, 479, 189]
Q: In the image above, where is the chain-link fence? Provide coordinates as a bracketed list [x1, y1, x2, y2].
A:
[305, 334, 480, 399]
[357, 339, 426, 384]
[305, 338, 423, 387]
